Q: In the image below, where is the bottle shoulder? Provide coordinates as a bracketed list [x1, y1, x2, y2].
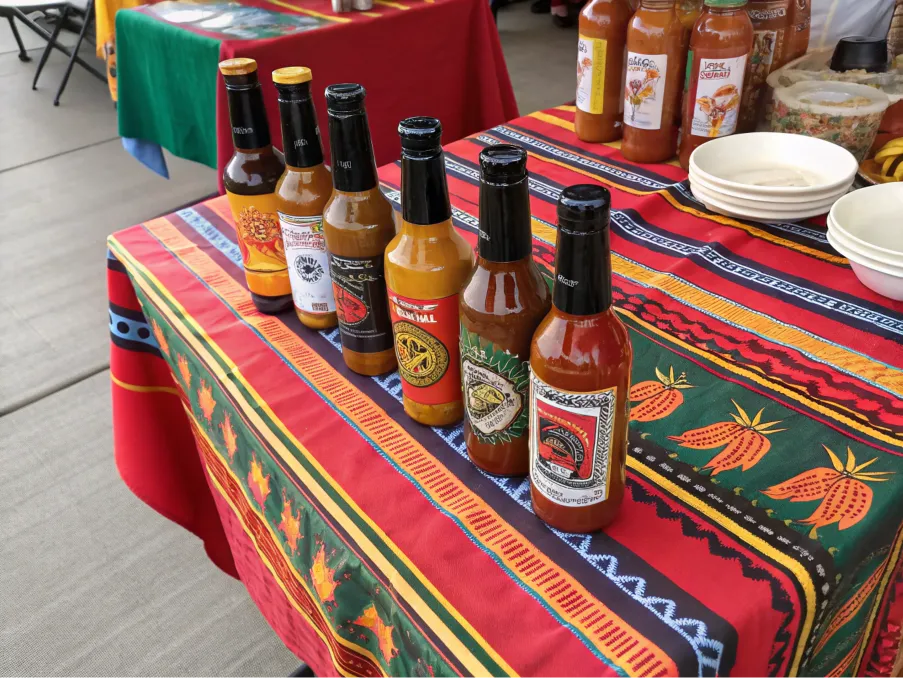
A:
[224, 149, 285, 195]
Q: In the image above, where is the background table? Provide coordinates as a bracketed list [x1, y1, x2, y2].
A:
[108, 105, 903, 677]
[112, 0, 517, 185]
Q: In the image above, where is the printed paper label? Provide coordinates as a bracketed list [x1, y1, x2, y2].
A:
[576, 35, 607, 114]
[624, 52, 668, 130]
[225, 191, 291, 298]
[329, 253, 393, 353]
[529, 373, 616, 507]
[278, 213, 335, 315]
[690, 54, 748, 138]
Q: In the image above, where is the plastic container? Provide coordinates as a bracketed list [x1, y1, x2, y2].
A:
[830, 36, 889, 74]
[770, 80, 890, 161]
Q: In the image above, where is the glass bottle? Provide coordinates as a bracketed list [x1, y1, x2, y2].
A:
[677, 0, 753, 169]
[459, 145, 552, 476]
[622, 0, 690, 162]
[529, 185, 632, 533]
[737, 0, 791, 132]
[220, 58, 292, 315]
[384, 118, 474, 427]
[675, 0, 703, 29]
[784, 0, 809, 64]
[272, 67, 336, 330]
[575, 0, 633, 143]
[322, 84, 397, 376]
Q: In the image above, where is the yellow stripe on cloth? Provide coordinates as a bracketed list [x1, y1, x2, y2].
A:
[264, 0, 352, 21]
[372, 0, 409, 8]
[111, 372, 180, 395]
[853, 524, 903, 673]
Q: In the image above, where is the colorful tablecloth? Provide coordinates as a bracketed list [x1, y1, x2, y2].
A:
[107, 105, 903, 677]
[114, 0, 517, 183]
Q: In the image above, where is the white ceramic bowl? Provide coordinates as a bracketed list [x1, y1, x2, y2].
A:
[689, 132, 858, 196]
[826, 229, 903, 301]
[691, 182, 832, 222]
[827, 215, 903, 269]
[828, 183, 903, 259]
[690, 173, 845, 212]
[688, 166, 851, 204]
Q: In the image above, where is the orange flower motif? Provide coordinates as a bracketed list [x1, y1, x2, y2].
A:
[668, 400, 785, 475]
[150, 318, 169, 356]
[198, 380, 216, 422]
[177, 353, 191, 389]
[629, 366, 693, 422]
[278, 491, 302, 555]
[311, 544, 338, 604]
[354, 604, 397, 663]
[763, 445, 893, 538]
[220, 413, 238, 461]
[248, 453, 271, 508]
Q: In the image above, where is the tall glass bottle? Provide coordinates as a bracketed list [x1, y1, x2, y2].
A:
[784, 0, 809, 64]
[322, 84, 397, 376]
[220, 58, 292, 314]
[460, 146, 551, 476]
[384, 118, 474, 427]
[529, 185, 632, 533]
[575, 0, 633, 143]
[738, 0, 791, 132]
[272, 67, 336, 330]
[677, 0, 753, 169]
[622, 0, 689, 162]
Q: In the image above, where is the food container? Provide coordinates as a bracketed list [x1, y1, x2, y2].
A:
[770, 81, 890, 161]
[830, 36, 890, 74]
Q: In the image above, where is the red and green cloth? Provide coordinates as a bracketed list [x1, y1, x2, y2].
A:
[107, 105, 903, 677]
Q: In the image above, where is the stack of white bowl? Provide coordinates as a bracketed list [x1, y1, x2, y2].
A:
[689, 133, 859, 223]
[827, 183, 903, 301]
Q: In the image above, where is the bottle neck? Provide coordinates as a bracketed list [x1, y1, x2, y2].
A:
[553, 226, 612, 315]
[478, 177, 532, 262]
[328, 110, 378, 192]
[641, 0, 674, 8]
[705, 2, 747, 14]
[277, 86, 323, 169]
[401, 150, 451, 226]
[226, 82, 271, 151]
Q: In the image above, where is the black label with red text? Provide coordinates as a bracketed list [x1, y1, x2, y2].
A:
[329, 253, 393, 353]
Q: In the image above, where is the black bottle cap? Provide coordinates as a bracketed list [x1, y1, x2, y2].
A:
[325, 83, 366, 113]
[478, 145, 531, 262]
[399, 117, 442, 157]
[557, 184, 611, 233]
[480, 144, 527, 184]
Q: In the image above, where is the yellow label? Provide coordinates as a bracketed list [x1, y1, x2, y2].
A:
[576, 35, 607, 115]
[225, 191, 292, 298]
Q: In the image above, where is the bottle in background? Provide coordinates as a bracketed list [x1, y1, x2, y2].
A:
[220, 58, 292, 315]
[272, 67, 337, 330]
[384, 118, 474, 427]
[575, 0, 633, 143]
[738, 0, 791, 132]
[784, 0, 809, 63]
[677, 0, 753, 169]
[529, 185, 632, 533]
[622, 0, 689, 163]
[322, 84, 397, 376]
[675, 0, 703, 29]
[460, 145, 551, 476]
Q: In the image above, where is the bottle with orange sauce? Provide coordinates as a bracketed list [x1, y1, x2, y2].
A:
[622, 0, 689, 163]
[737, 0, 791, 132]
[783, 0, 809, 64]
[676, 0, 703, 29]
[677, 0, 753, 169]
[575, 0, 633, 143]
[529, 185, 632, 533]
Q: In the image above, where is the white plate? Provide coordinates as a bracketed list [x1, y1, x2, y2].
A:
[690, 173, 844, 212]
[688, 166, 851, 204]
[689, 132, 858, 196]
[826, 229, 903, 301]
[828, 183, 903, 258]
[827, 217, 903, 269]
[691, 182, 832, 222]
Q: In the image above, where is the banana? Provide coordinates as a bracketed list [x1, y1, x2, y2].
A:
[882, 154, 899, 176]
[895, 161, 903, 182]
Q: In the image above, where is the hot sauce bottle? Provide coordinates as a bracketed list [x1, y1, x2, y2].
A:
[738, 0, 791, 132]
[677, 0, 754, 169]
[622, 0, 689, 163]
[323, 84, 397, 376]
[575, 0, 633, 143]
[272, 67, 336, 330]
[384, 118, 474, 427]
[529, 185, 632, 533]
[459, 146, 551, 476]
[784, 0, 809, 64]
[220, 58, 292, 315]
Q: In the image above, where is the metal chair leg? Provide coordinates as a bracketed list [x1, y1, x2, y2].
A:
[7, 16, 32, 62]
[53, 0, 93, 106]
[33, 6, 69, 90]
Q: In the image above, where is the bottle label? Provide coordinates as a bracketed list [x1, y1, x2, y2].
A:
[278, 213, 335, 315]
[689, 55, 748, 138]
[387, 292, 461, 406]
[460, 326, 529, 444]
[329, 253, 393, 353]
[624, 52, 668, 130]
[742, 29, 783, 115]
[529, 373, 616, 507]
[576, 35, 607, 115]
[225, 191, 292, 298]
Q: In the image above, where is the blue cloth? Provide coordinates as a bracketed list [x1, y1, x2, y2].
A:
[122, 137, 169, 179]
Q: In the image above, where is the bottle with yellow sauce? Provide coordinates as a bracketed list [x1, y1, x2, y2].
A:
[384, 118, 474, 426]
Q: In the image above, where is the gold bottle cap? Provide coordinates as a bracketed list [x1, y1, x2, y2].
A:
[272, 66, 312, 85]
[219, 58, 257, 76]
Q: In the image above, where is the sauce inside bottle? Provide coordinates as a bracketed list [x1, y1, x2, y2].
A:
[322, 84, 397, 376]
[460, 145, 551, 476]
[738, 0, 791, 132]
[575, 0, 633, 143]
[677, 0, 753, 169]
[622, 0, 689, 163]
[385, 118, 474, 427]
[220, 58, 292, 315]
[272, 67, 337, 330]
[783, 0, 809, 64]
[529, 185, 632, 533]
